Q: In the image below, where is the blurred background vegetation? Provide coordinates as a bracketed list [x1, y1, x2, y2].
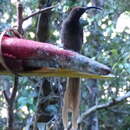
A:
[0, 0, 130, 130]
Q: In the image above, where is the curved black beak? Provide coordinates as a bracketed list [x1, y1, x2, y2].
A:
[84, 6, 102, 11]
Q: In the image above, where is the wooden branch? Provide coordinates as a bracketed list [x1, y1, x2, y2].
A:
[77, 91, 130, 124]
[3, 90, 10, 103]
[23, 5, 55, 21]
[10, 76, 18, 101]
[109, 109, 130, 115]
[4, 1, 22, 129]
[17, 1, 23, 34]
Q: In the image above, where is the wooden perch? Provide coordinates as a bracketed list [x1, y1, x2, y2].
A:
[23, 5, 55, 21]
[0, 34, 112, 78]
[77, 91, 130, 124]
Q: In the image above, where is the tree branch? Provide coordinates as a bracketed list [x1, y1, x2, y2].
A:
[23, 5, 55, 21]
[3, 90, 10, 104]
[17, 1, 23, 34]
[10, 75, 18, 101]
[77, 91, 130, 124]
[4, 0, 21, 129]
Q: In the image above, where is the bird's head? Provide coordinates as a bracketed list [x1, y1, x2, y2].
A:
[68, 6, 102, 21]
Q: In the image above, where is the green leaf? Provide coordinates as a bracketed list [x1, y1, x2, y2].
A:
[18, 97, 28, 107]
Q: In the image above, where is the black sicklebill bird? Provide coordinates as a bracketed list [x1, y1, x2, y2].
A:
[61, 6, 102, 130]
[61, 6, 101, 52]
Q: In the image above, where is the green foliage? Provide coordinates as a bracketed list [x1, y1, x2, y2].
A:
[17, 77, 37, 111]
[0, 0, 130, 129]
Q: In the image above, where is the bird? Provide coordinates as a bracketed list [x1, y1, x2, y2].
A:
[61, 6, 101, 130]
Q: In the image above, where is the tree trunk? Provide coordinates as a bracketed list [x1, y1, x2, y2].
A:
[34, 0, 52, 128]
[34, 0, 63, 129]
[7, 104, 14, 130]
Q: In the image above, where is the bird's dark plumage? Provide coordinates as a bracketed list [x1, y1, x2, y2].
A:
[61, 6, 102, 130]
[61, 7, 84, 52]
[61, 6, 101, 52]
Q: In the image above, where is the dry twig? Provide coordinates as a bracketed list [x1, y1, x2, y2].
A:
[23, 5, 56, 21]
